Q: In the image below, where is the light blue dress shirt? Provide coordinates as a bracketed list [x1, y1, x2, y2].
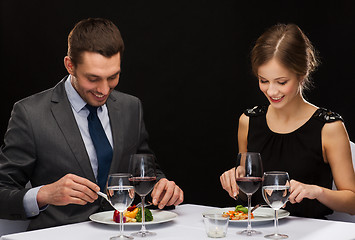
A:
[23, 75, 113, 217]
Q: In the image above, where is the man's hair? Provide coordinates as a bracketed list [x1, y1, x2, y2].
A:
[67, 18, 124, 66]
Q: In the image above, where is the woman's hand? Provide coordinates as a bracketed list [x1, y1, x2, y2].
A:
[220, 167, 239, 199]
[288, 179, 323, 204]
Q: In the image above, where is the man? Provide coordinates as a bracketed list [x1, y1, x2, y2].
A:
[0, 18, 183, 230]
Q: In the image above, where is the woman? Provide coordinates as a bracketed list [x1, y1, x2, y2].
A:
[220, 23, 355, 218]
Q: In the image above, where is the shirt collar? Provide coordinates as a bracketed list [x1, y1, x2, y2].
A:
[65, 75, 89, 113]
[65, 75, 106, 113]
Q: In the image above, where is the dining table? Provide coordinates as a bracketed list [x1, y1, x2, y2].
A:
[1, 204, 354, 240]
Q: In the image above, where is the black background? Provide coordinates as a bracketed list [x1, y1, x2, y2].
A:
[1, 1, 354, 207]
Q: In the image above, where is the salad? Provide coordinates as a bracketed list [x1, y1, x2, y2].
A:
[113, 205, 153, 223]
[222, 205, 253, 220]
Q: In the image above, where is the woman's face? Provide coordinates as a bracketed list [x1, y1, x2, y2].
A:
[257, 58, 303, 109]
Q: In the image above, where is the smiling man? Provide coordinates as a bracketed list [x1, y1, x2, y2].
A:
[0, 18, 183, 230]
[67, 52, 121, 106]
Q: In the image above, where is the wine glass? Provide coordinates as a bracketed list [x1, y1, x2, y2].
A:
[262, 171, 290, 239]
[106, 173, 135, 240]
[128, 154, 157, 237]
[235, 152, 263, 236]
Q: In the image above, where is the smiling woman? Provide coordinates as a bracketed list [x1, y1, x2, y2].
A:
[220, 23, 355, 219]
[257, 58, 303, 110]
[251, 24, 318, 95]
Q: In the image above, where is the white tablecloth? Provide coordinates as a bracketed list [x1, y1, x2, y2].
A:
[1, 204, 354, 240]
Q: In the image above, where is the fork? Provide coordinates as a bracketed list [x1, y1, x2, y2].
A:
[137, 201, 152, 208]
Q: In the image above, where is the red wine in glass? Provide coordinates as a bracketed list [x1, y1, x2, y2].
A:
[236, 177, 262, 195]
[129, 176, 157, 196]
[235, 152, 263, 236]
[128, 154, 157, 237]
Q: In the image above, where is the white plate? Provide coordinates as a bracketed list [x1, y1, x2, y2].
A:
[203, 207, 289, 223]
[89, 210, 178, 225]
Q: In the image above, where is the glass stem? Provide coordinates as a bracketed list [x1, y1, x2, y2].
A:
[247, 194, 252, 234]
[141, 196, 147, 233]
[274, 209, 279, 235]
[120, 211, 124, 236]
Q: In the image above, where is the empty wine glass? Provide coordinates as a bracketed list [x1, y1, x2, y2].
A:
[106, 173, 135, 240]
[129, 154, 157, 237]
[235, 152, 263, 236]
[262, 171, 290, 239]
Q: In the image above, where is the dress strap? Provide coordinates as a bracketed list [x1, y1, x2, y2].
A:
[312, 108, 344, 123]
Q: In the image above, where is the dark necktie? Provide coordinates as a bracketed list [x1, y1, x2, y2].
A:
[86, 104, 113, 191]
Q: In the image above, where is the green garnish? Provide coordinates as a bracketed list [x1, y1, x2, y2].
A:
[235, 205, 248, 214]
[135, 207, 153, 222]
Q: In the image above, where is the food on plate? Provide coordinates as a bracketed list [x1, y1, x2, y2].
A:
[135, 207, 153, 222]
[222, 205, 253, 220]
[113, 210, 127, 223]
[125, 206, 139, 219]
[113, 205, 153, 223]
[235, 205, 248, 214]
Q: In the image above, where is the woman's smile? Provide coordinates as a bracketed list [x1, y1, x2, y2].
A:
[269, 95, 285, 103]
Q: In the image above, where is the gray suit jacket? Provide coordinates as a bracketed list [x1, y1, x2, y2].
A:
[0, 77, 165, 230]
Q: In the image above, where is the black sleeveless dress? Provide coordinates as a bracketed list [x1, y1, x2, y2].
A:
[245, 105, 343, 219]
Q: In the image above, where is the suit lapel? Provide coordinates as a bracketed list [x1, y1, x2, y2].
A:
[106, 93, 124, 174]
[50, 78, 96, 183]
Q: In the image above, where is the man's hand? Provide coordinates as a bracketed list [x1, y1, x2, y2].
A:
[151, 178, 183, 209]
[37, 174, 100, 208]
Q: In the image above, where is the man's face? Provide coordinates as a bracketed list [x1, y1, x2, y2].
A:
[66, 51, 121, 107]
